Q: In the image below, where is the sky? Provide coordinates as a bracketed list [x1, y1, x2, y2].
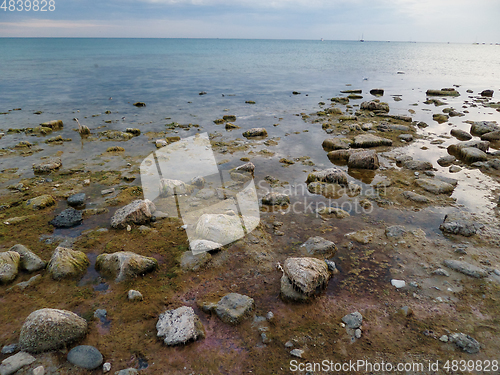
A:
[0, 0, 499, 42]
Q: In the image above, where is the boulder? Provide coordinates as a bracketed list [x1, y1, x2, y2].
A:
[469, 121, 499, 135]
[25, 195, 55, 210]
[450, 129, 472, 141]
[8, 244, 45, 272]
[49, 208, 83, 228]
[415, 179, 455, 194]
[0, 252, 20, 284]
[156, 306, 204, 345]
[194, 214, 259, 245]
[327, 149, 352, 162]
[127, 290, 143, 301]
[322, 138, 351, 151]
[360, 101, 389, 112]
[19, 308, 88, 353]
[0, 352, 36, 375]
[215, 293, 254, 325]
[347, 151, 380, 170]
[180, 251, 211, 272]
[95, 251, 158, 282]
[437, 155, 456, 167]
[352, 134, 392, 148]
[261, 192, 290, 206]
[433, 114, 449, 123]
[243, 128, 267, 137]
[67, 193, 86, 207]
[32, 158, 62, 173]
[457, 147, 488, 163]
[47, 247, 89, 280]
[189, 240, 222, 253]
[480, 90, 494, 97]
[283, 257, 330, 296]
[110, 199, 155, 229]
[306, 168, 348, 186]
[481, 130, 500, 141]
[67, 345, 103, 370]
[300, 236, 337, 257]
[443, 260, 488, 278]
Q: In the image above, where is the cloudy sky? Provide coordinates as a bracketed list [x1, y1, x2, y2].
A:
[0, 0, 499, 42]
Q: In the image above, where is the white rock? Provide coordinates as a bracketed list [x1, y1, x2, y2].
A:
[127, 290, 143, 301]
[156, 306, 205, 346]
[103, 362, 111, 372]
[391, 279, 406, 288]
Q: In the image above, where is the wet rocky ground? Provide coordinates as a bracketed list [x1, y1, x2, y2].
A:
[1, 86, 500, 374]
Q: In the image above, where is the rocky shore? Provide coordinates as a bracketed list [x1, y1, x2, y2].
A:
[1, 85, 500, 374]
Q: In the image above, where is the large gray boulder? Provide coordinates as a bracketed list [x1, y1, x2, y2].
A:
[0, 252, 20, 284]
[300, 236, 337, 257]
[47, 247, 89, 280]
[156, 306, 205, 345]
[215, 293, 254, 325]
[283, 257, 330, 296]
[19, 308, 88, 353]
[95, 251, 158, 282]
[110, 199, 156, 229]
[8, 244, 45, 272]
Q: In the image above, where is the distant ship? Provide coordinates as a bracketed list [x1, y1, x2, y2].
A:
[360, 33, 364, 42]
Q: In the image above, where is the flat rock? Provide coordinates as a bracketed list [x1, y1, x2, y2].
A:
[280, 275, 309, 302]
[67, 345, 103, 370]
[156, 306, 205, 345]
[215, 293, 254, 325]
[322, 138, 351, 151]
[399, 134, 413, 142]
[345, 230, 374, 244]
[401, 191, 432, 203]
[385, 225, 407, 238]
[347, 150, 380, 170]
[67, 193, 86, 207]
[352, 134, 392, 148]
[9, 244, 45, 272]
[95, 251, 158, 282]
[47, 247, 89, 280]
[261, 192, 290, 206]
[26, 195, 55, 210]
[432, 268, 450, 277]
[7, 274, 42, 293]
[189, 239, 222, 253]
[342, 311, 363, 329]
[180, 251, 211, 272]
[450, 129, 472, 141]
[194, 213, 259, 245]
[415, 179, 455, 194]
[32, 158, 62, 173]
[439, 212, 483, 237]
[443, 259, 488, 278]
[300, 236, 337, 257]
[0, 252, 20, 284]
[449, 333, 481, 354]
[306, 168, 348, 186]
[110, 199, 155, 229]
[0, 352, 36, 375]
[469, 121, 499, 135]
[402, 160, 433, 170]
[283, 257, 330, 296]
[426, 88, 460, 96]
[243, 128, 267, 137]
[19, 308, 88, 353]
[49, 208, 82, 228]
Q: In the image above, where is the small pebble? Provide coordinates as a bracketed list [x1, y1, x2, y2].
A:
[285, 341, 294, 348]
[33, 366, 45, 375]
[439, 335, 449, 342]
[391, 279, 406, 288]
[103, 362, 111, 373]
[290, 349, 304, 358]
[355, 329, 362, 339]
[266, 311, 274, 322]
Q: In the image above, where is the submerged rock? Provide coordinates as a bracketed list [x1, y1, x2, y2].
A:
[443, 259, 488, 278]
[26, 195, 55, 210]
[347, 150, 380, 170]
[300, 236, 337, 257]
[47, 247, 89, 280]
[283, 257, 330, 296]
[8, 244, 45, 272]
[40, 120, 63, 129]
[156, 306, 204, 346]
[95, 251, 158, 282]
[385, 225, 407, 238]
[110, 199, 155, 229]
[352, 134, 392, 148]
[19, 308, 88, 353]
[215, 293, 254, 325]
[426, 88, 460, 96]
[0, 251, 20, 284]
[49, 208, 82, 228]
[402, 191, 432, 203]
[159, 179, 191, 197]
[415, 179, 455, 194]
[433, 114, 449, 123]
[316, 206, 350, 219]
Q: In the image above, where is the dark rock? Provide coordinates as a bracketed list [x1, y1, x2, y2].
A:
[480, 90, 494, 97]
[426, 88, 460, 96]
[437, 155, 456, 167]
[439, 212, 484, 237]
[133, 102, 146, 107]
[49, 208, 82, 228]
[481, 130, 500, 141]
[67, 345, 103, 370]
[450, 129, 472, 141]
[433, 114, 449, 123]
[469, 121, 499, 135]
[322, 138, 351, 151]
[369, 89, 384, 96]
[347, 150, 380, 170]
[67, 193, 86, 207]
[1, 344, 18, 355]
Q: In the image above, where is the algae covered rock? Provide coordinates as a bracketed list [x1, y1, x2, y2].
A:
[110, 199, 155, 229]
[261, 192, 290, 206]
[243, 128, 267, 137]
[32, 158, 62, 173]
[40, 120, 63, 129]
[8, 244, 46, 272]
[306, 168, 348, 186]
[25, 195, 55, 210]
[215, 293, 254, 325]
[322, 138, 351, 151]
[0, 251, 21, 284]
[156, 306, 205, 346]
[283, 257, 330, 296]
[47, 247, 89, 280]
[19, 308, 87, 353]
[360, 100, 389, 112]
[95, 251, 158, 282]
